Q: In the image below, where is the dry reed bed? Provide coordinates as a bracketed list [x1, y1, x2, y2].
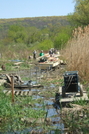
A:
[4, 49, 30, 60]
[63, 25, 89, 81]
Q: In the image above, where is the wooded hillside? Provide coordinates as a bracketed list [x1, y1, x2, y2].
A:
[0, 16, 69, 39]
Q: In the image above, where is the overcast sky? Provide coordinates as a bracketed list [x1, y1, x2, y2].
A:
[0, 0, 75, 19]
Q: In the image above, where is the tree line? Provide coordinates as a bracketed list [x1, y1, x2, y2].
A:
[0, 23, 72, 51]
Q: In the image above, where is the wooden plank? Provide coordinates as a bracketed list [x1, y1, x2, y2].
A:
[6, 90, 11, 95]
[3, 90, 8, 94]
[20, 91, 24, 96]
[38, 61, 60, 69]
[28, 91, 33, 96]
[24, 91, 28, 96]
[3, 90, 33, 96]
[15, 91, 20, 96]
[0, 79, 6, 86]
[5, 83, 43, 88]
[13, 62, 23, 66]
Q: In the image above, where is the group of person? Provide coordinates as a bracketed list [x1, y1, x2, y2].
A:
[33, 48, 57, 59]
[32, 48, 58, 61]
[49, 48, 57, 57]
[33, 50, 47, 62]
[33, 50, 44, 59]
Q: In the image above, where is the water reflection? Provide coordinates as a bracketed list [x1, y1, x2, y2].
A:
[33, 95, 44, 99]
[46, 108, 58, 117]
[44, 100, 53, 105]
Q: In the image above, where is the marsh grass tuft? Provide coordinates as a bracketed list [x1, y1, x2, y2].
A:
[72, 98, 87, 106]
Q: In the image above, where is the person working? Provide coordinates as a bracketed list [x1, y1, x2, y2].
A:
[39, 50, 47, 62]
[49, 49, 53, 57]
[33, 50, 37, 59]
[39, 50, 44, 56]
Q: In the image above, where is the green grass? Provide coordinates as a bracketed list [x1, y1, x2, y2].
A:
[71, 98, 88, 106]
[0, 86, 46, 132]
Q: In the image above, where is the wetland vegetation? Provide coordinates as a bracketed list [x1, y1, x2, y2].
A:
[1, 0, 89, 133]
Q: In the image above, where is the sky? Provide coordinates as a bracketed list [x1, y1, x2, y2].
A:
[0, 0, 75, 19]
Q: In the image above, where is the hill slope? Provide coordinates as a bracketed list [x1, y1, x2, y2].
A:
[0, 16, 69, 29]
[0, 16, 70, 40]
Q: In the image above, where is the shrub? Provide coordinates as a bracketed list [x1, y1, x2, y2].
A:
[54, 33, 70, 49]
[36, 39, 54, 51]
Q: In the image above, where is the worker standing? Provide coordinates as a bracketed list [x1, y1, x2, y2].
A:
[49, 48, 53, 57]
[33, 50, 37, 59]
[39, 50, 44, 56]
[39, 50, 45, 62]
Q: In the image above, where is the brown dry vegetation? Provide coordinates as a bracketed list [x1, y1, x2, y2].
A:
[0, 46, 30, 60]
[62, 25, 89, 81]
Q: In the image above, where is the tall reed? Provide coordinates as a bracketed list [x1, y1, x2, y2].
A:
[62, 25, 89, 81]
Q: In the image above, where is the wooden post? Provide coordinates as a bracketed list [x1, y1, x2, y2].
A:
[36, 66, 37, 84]
[11, 76, 14, 102]
[39, 67, 41, 83]
[30, 67, 31, 79]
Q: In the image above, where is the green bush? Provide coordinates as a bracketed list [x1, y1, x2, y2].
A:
[37, 39, 54, 51]
[54, 33, 70, 49]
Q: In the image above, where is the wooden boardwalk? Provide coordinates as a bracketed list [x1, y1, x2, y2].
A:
[60, 92, 89, 103]
[37, 53, 60, 70]
[59, 87, 89, 103]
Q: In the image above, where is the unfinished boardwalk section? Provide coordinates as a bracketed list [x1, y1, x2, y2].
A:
[37, 61, 60, 70]
[60, 92, 89, 103]
[37, 53, 60, 70]
[3, 90, 33, 96]
[59, 87, 89, 103]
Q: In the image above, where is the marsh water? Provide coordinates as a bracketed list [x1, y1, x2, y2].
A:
[2, 65, 66, 134]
